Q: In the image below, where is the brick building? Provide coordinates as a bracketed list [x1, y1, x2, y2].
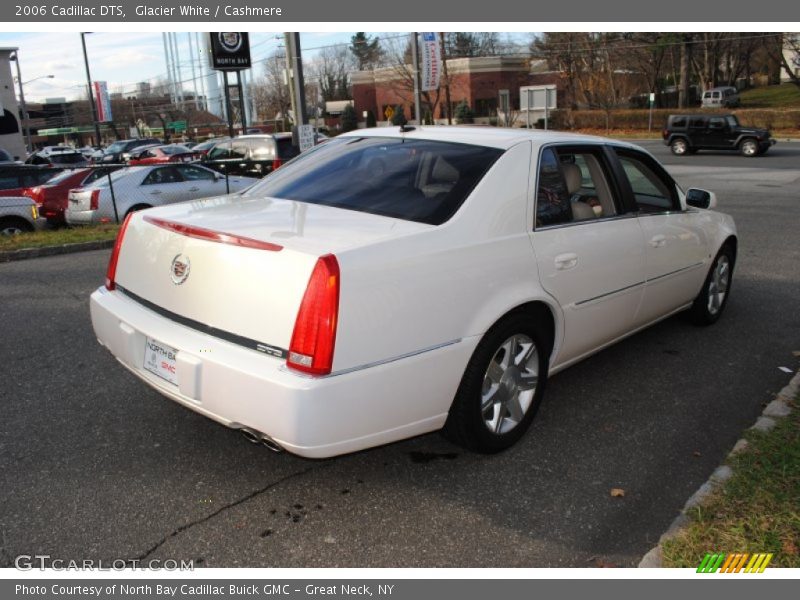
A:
[351, 56, 563, 125]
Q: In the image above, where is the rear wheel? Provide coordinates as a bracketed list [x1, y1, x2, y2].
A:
[443, 313, 548, 453]
[0, 217, 34, 235]
[739, 138, 758, 157]
[688, 244, 735, 325]
[670, 138, 689, 156]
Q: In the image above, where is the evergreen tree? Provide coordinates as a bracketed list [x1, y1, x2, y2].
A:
[350, 32, 384, 70]
[390, 105, 408, 126]
[340, 104, 358, 132]
[454, 100, 474, 124]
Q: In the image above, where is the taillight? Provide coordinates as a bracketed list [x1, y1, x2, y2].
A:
[105, 213, 134, 291]
[272, 158, 283, 170]
[287, 254, 340, 376]
[90, 189, 100, 210]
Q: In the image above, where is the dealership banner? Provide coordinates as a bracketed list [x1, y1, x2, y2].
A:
[0, 0, 796, 21]
[420, 32, 441, 92]
[92, 81, 112, 123]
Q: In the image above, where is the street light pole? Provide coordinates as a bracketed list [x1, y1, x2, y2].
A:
[81, 32, 103, 147]
[11, 54, 33, 154]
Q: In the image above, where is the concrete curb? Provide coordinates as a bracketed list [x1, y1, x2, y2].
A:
[0, 239, 114, 263]
[638, 368, 800, 568]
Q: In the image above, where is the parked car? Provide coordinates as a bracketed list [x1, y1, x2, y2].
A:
[0, 165, 63, 197]
[26, 149, 90, 168]
[89, 127, 738, 458]
[0, 195, 45, 234]
[192, 137, 229, 156]
[66, 163, 256, 225]
[128, 144, 201, 166]
[663, 114, 776, 156]
[701, 86, 740, 108]
[203, 133, 300, 177]
[97, 138, 162, 164]
[24, 166, 121, 224]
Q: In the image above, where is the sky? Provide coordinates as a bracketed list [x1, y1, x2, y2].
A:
[0, 31, 362, 103]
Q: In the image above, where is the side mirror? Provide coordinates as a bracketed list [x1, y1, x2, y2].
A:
[686, 188, 717, 210]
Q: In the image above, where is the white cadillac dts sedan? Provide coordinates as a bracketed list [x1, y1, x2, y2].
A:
[90, 127, 737, 458]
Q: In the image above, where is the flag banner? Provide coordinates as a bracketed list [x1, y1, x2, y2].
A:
[93, 81, 112, 122]
[420, 32, 441, 92]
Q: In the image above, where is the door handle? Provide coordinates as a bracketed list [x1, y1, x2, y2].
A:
[554, 252, 578, 270]
[188, 187, 200, 192]
[149, 190, 162, 195]
[649, 234, 667, 248]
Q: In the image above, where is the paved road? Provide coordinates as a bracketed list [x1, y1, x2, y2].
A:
[1, 148, 798, 568]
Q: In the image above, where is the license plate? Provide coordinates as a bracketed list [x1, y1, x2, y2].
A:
[143, 337, 179, 386]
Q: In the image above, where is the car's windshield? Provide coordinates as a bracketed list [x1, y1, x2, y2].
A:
[243, 137, 504, 225]
[161, 145, 191, 155]
[105, 142, 126, 153]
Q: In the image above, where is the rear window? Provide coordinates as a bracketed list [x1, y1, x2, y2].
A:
[50, 153, 85, 164]
[244, 137, 504, 225]
[670, 117, 687, 128]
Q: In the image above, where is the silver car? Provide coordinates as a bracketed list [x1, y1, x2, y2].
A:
[66, 164, 257, 225]
[0, 196, 45, 234]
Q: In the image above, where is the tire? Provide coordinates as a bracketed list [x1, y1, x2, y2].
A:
[739, 138, 758, 157]
[670, 138, 689, 156]
[443, 313, 549, 453]
[0, 216, 34, 235]
[688, 244, 735, 326]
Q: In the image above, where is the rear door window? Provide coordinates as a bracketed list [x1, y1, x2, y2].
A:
[245, 137, 503, 225]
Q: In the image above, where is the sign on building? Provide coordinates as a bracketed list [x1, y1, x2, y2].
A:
[520, 85, 557, 111]
[420, 32, 441, 92]
[93, 81, 112, 122]
[209, 32, 251, 71]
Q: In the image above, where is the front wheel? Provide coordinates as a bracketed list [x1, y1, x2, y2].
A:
[739, 138, 758, 157]
[443, 313, 548, 453]
[688, 244, 735, 325]
[670, 138, 689, 156]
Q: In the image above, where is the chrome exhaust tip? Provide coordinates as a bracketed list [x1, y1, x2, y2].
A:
[240, 428, 262, 445]
[260, 436, 284, 453]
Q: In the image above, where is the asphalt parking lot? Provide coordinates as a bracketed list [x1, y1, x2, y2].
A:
[1, 142, 798, 568]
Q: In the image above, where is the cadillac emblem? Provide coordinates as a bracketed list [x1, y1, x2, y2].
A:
[170, 254, 191, 285]
[218, 32, 243, 53]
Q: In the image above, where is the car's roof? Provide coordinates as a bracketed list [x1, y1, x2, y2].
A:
[233, 133, 293, 140]
[337, 126, 640, 151]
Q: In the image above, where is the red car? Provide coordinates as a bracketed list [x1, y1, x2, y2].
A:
[24, 167, 120, 224]
[128, 144, 200, 165]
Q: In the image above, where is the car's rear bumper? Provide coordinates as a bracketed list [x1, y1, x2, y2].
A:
[90, 287, 476, 458]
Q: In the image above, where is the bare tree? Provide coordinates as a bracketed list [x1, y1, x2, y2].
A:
[251, 51, 293, 126]
[383, 34, 443, 122]
[307, 46, 354, 102]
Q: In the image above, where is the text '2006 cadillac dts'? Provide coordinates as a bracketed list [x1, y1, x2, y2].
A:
[90, 127, 737, 458]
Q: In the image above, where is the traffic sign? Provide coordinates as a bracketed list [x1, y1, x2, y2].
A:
[384, 105, 395, 120]
[298, 124, 315, 152]
[168, 120, 187, 132]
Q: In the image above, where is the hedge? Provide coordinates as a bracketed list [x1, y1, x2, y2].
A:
[546, 109, 800, 131]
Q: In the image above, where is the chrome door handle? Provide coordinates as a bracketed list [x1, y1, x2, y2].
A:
[149, 190, 162, 195]
[188, 187, 200, 192]
[649, 234, 667, 248]
[554, 252, 578, 270]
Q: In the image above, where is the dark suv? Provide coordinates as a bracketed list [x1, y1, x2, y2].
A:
[203, 133, 300, 177]
[98, 138, 161, 164]
[663, 114, 775, 157]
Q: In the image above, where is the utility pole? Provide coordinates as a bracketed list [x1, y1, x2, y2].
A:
[80, 33, 103, 146]
[11, 54, 32, 154]
[286, 32, 307, 127]
[440, 33, 451, 125]
[410, 32, 422, 124]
